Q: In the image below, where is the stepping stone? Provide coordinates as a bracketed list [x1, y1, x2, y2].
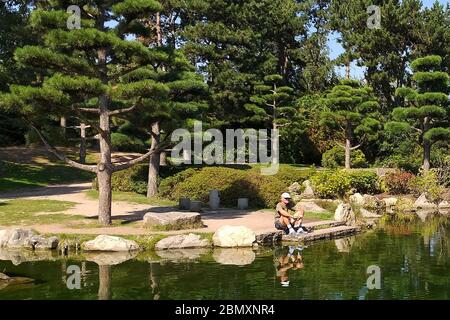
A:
[282, 225, 360, 243]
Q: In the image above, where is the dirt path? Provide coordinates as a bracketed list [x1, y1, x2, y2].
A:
[0, 183, 289, 236]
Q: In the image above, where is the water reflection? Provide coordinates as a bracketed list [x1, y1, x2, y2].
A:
[274, 246, 304, 287]
[213, 248, 256, 266]
[155, 248, 209, 262]
[1, 216, 450, 299]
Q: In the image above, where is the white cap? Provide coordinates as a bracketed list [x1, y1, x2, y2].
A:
[281, 192, 291, 199]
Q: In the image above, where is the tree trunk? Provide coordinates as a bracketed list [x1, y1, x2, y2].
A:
[97, 94, 112, 225]
[423, 140, 431, 172]
[147, 121, 160, 198]
[156, 12, 162, 46]
[345, 138, 351, 169]
[423, 117, 431, 172]
[345, 62, 350, 80]
[60, 116, 66, 136]
[98, 265, 112, 300]
[79, 122, 86, 164]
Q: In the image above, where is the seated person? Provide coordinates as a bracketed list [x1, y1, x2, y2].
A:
[274, 192, 307, 236]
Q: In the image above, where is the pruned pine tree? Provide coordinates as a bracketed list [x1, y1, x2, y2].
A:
[387, 55, 449, 171]
[320, 80, 381, 169]
[0, 0, 174, 225]
[117, 50, 208, 197]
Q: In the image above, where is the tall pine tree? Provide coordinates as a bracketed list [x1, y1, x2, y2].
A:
[320, 80, 381, 169]
[386, 55, 449, 171]
[0, 0, 174, 225]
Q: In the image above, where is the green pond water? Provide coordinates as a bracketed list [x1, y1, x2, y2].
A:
[1, 218, 450, 300]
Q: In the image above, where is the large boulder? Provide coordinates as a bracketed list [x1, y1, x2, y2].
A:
[155, 233, 210, 250]
[383, 197, 398, 207]
[143, 211, 203, 230]
[414, 193, 437, 209]
[362, 195, 381, 210]
[296, 201, 327, 213]
[439, 200, 450, 209]
[82, 235, 139, 252]
[212, 248, 256, 266]
[212, 226, 256, 247]
[359, 208, 382, 218]
[334, 204, 356, 226]
[300, 180, 315, 199]
[349, 193, 364, 206]
[288, 182, 302, 194]
[0, 228, 58, 250]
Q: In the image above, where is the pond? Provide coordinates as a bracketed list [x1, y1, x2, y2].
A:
[1, 217, 449, 300]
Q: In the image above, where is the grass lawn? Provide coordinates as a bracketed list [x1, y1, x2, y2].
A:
[0, 161, 94, 192]
[0, 199, 82, 225]
[305, 211, 334, 220]
[84, 189, 176, 206]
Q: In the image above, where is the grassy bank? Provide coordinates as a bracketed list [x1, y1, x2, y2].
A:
[84, 189, 176, 206]
[0, 161, 94, 192]
[0, 199, 81, 225]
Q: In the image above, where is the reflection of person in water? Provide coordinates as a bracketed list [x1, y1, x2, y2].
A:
[275, 246, 305, 287]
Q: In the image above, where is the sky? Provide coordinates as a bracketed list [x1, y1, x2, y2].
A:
[329, 0, 449, 79]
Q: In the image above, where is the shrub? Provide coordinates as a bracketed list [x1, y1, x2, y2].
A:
[256, 164, 315, 186]
[384, 170, 415, 194]
[310, 170, 352, 198]
[347, 170, 380, 194]
[159, 166, 287, 208]
[409, 169, 444, 203]
[158, 168, 200, 197]
[321, 146, 368, 168]
[382, 153, 422, 174]
[311, 169, 380, 198]
[93, 164, 148, 194]
[110, 132, 145, 153]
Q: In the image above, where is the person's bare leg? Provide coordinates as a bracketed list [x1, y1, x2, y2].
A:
[280, 216, 295, 234]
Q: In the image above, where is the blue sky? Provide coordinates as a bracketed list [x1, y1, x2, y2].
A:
[329, 0, 449, 79]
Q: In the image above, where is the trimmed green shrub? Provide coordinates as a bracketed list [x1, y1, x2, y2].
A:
[254, 164, 316, 186]
[110, 132, 145, 153]
[347, 170, 380, 194]
[321, 146, 368, 168]
[310, 170, 352, 198]
[159, 166, 287, 208]
[384, 170, 415, 194]
[409, 169, 444, 203]
[93, 164, 148, 194]
[158, 167, 200, 197]
[311, 169, 380, 198]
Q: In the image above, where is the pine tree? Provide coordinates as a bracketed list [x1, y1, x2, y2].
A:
[245, 74, 296, 130]
[0, 0, 173, 225]
[320, 80, 381, 169]
[386, 55, 449, 171]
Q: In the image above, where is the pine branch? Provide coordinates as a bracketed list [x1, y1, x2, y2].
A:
[78, 108, 100, 114]
[108, 100, 141, 115]
[112, 147, 158, 172]
[30, 124, 97, 173]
